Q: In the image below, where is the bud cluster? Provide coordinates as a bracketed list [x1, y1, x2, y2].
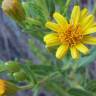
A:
[5, 61, 27, 81]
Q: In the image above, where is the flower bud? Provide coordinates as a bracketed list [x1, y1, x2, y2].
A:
[2, 0, 25, 22]
[0, 79, 19, 96]
[13, 70, 27, 81]
[5, 61, 20, 72]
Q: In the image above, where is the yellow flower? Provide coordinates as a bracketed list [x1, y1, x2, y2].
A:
[44, 6, 96, 59]
[0, 79, 19, 96]
[2, 0, 25, 22]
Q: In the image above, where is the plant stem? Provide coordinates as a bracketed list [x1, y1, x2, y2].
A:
[63, 0, 72, 16]
[25, 63, 37, 84]
[19, 71, 60, 91]
[39, 71, 60, 84]
[19, 84, 33, 91]
[72, 59, 79, 71]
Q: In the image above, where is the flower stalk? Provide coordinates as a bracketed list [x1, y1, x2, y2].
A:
[63, 0, 72, 16]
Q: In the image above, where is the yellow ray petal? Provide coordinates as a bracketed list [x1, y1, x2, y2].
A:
[93, 23, 96, 27]
[56, 44, 68, 59]
[70, 6, 80, 26]
[44, 33, 60, 47]
[53, 12, 68, 27]
[0, 88, 5, 95]
[45, 40, 60, 47]
[44, 33, 58, 42]
[70, 47, 79, 59]
[45, 21, 59, 32]
[81, 15, 94, 31]
[83, 36, 96, 45]
[75, 43, 89, 55]
[80, 8, 88, 21]
[81, 8, 88, 17]
[83, 27, 96, 35]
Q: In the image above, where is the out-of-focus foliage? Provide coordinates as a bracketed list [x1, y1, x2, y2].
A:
[0, 0, 96, 96]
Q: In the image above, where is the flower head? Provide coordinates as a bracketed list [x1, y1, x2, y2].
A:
[44, 6, 96, 59]
[2, 0, 25, 22]
[0, 79, 19, 96]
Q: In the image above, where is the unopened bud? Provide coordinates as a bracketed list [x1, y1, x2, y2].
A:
[2, 0, 25, 22]
[5, 61, 20, 72]
[13, 70, 27, 81]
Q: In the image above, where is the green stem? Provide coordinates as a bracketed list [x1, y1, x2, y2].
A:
[19, 71, 60, 91]
[63, 0, 72, 16]
[19, 84, 33, 91]
[92, 1, 96, 15]
[25, 64, 37, 84]
[25, 17, 42, 25]
[38, 71, 60, 84]
[72, 59, 79, 71]
[55, 60, 64, 75]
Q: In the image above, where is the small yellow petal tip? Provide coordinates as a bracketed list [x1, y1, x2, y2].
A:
[84, 49, 90, 55]
[56, 45, 68, 59]
[43, 36, 47, 42]
[72, 55, 79, 60]
[53, 12, 59, 17]
[56, 54, 63, 60]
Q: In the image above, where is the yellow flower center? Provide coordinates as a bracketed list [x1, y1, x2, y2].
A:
[58, 24, 83, 46]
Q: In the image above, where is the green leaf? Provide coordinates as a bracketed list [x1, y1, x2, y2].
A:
[78, 48, 96, 68]
[85, 80, 96, 93]
[0, 0, 2, 4]
[46, 82, 69, 96]
[68, 88, 93, 96]
[22, 2, 30, 17]
[0, 61, 6, 72]
[26, 1, 48, 24]
[45, 0, 55, 17]
[0, 64, 5, 72]
[34, 0, 49, 18]
[55, 0, 66, 6]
